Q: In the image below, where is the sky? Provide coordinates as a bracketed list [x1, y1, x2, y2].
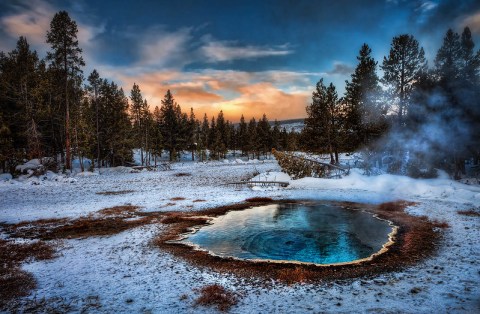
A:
[1, 0, 479, 122]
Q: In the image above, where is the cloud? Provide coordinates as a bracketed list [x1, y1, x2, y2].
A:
[327, 62, 354, 76]
[101, 67, 312, 121]
[215, 82, 309, 121]
[417, 1, 438, 13]
[411, 0, 480, 33]
[0, 0, 104, 66]
[461, 11, 480, 34]
[201, 38, 293, 62]
[136, 27, 193, 68]
[0, 0, 53, 51]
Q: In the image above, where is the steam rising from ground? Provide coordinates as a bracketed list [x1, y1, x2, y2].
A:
[373, 87, 479, 176]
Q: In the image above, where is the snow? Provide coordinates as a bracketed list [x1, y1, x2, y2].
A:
[15, 158, 42, 173]
[1, 159, 479, 313]
[0, 173, 12, 181]
[251, 171, 291, 182]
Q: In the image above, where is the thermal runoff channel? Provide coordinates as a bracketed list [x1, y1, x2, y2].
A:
[180, 202, 395, 265]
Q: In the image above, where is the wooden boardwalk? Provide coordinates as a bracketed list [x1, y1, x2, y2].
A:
[224, 180, 289, 188]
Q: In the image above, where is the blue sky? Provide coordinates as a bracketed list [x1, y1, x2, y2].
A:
[1, 0, 479, 121]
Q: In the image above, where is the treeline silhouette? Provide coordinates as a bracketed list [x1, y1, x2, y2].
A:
[1, 11, 479, 179]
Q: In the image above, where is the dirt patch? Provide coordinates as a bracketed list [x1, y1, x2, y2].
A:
[0, 239, 56, 309]
[170, 197, 186, 201]
[457, 209, 480, 217]
[155, 200, 445, 284]
[96, 190, 135, 196]
[174, 173, 191, 177]
[193, 199, 206, 203]
[194, 284, 238, 312]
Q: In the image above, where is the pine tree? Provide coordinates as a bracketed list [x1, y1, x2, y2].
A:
[93, 80, 133, 166]
[187, 108, 197, 161]
[197, 114, 209, 161]
[87, 69, 101, 168]
[46, 11, 85, 170]
[247, 118, 258, 159]
[280, 127, 288, 151]
[271, 120, 281, 151]
[435, 29, 462, 89]
[215, 111, 228, 158]
[435, 28, 480, 177]
[142, 101, 153, 165]
[227, 122, 236, 156]
[208, 116, 216, 158]
[382, 34, 427, 127]
[459, 27, 480, 165]
[345, 44, 385, 149]
[0, 113, 14, 173]
[460, 27, 479, 87]
[130, 83, 146, 165]
[159, 90, 182, 161]
[152, 106, 163, 165]
[238, 115, 248, 156]
[257, 114, 271, 157]
[0, 37, 44, 161]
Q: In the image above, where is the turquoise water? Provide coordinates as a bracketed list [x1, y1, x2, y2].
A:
[180, 202, 394, 265]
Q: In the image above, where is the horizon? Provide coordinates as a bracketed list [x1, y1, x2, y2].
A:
[1, 0, 479, 122]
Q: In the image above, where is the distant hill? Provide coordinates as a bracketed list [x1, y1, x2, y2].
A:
[234, 118, 305, 133]
[271, 118, 304, 133]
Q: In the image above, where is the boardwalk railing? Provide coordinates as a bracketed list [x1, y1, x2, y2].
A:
[224, 180, 289, 188]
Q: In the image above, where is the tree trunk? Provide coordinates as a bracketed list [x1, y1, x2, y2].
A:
[65, 53, 71, 170]
[74, 124, 84, 172]
[95, 86, 99, 170]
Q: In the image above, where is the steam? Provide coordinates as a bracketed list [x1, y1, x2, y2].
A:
[373, 86, 479, 176]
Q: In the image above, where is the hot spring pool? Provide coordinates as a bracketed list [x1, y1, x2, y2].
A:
[179, 202, 396, 265]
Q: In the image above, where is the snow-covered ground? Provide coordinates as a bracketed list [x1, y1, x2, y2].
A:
[1, 159, 479, 313]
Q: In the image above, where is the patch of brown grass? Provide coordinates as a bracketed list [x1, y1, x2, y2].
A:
[160, 212, 208, 225]
[194, 284, 238, 312]
[276, 267, 310, 285]
[2, 206, 162, 240]
[9, 218, 70, 229]
[96, 205, 139, 217]
[431, 220, 450, 229]
[193, 199, 206, 202]
[245, 197, 273, 203]
[376, 201, 417, 212]
[171, 197, 186, 201]
[41, 216, 154, 239]
[0, 239, 56, 308]
[458, 209, 480, 217]
[96, 190, 135, 195]
[160, 212, 187, 224]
